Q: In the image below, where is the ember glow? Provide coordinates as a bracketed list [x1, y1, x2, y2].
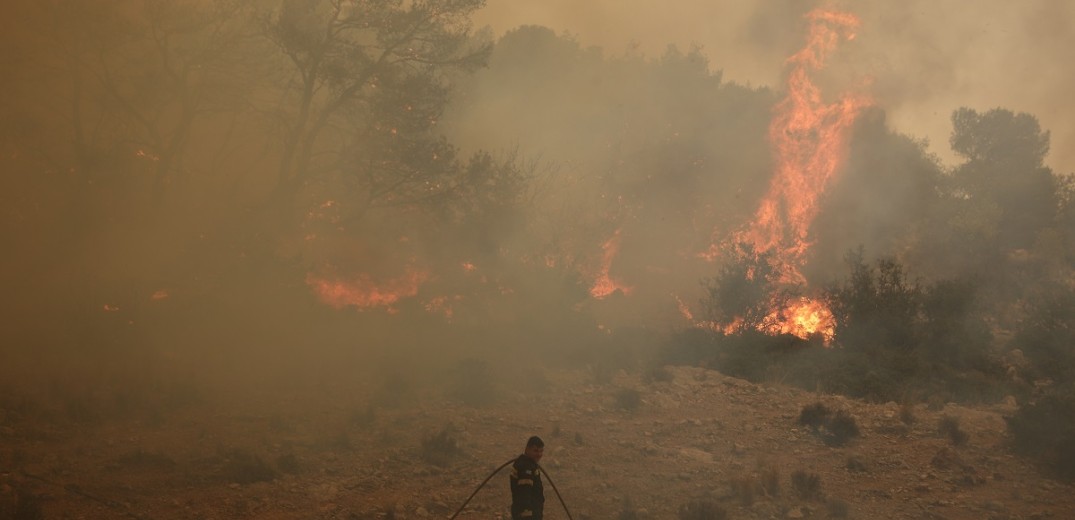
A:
[590, 229, 633, 299]
[306, 269, 430, 311]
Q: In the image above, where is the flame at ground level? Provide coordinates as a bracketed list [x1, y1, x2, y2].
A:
[762, 297, 835, 344]
[306, 269, 430, 311]
[676, 295, 835, 345]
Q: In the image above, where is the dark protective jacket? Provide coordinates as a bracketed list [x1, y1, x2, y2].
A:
[510, 454, 544, 519]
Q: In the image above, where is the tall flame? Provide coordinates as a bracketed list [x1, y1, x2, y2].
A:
[734, 9, 870, 283]
[705, 9, 868, 343]
[590, 229, 633, 299]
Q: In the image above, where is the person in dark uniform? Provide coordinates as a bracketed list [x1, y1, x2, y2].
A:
[510, 436, 545, 519]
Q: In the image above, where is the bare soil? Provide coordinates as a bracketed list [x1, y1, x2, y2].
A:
[2, 365, 1072, 519]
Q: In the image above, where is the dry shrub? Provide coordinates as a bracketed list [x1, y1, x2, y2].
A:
[790, 470, 823, 500]
[677, 499, 727, 520]
[221, 448, 277, 484]
[730, 475, 757, 506]
[845, 455, 869, 473]
[938, 415, 969, 446]
[614, 388, 642, 412]
[798, 402, 831, 429]
[899, 402, 916, 425]
[449, 359, 495, 407]
[759, 465, 780, 497]
[420, 426, 462, 467]
[1006, 389, 1075, 480]
[827, 497, 851, 518]
[798, 403, 860, 446]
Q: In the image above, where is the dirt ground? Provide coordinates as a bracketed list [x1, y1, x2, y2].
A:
[2, 365, 1073, 519]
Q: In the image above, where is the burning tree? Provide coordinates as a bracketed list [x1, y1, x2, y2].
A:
[697, 8, 867, 344]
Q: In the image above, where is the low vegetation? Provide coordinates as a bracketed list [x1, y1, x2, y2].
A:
[1005, 387, 1075, 480]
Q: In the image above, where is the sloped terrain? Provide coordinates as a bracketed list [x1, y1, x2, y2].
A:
[1, 366, 1072, 519]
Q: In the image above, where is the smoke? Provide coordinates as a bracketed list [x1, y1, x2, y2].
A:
[474, 0, 1075, 174]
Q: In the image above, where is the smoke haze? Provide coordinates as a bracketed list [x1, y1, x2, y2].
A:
[475, 0, 1075, 174]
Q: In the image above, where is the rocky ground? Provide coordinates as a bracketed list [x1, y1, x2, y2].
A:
[1, 365, 1073, 519]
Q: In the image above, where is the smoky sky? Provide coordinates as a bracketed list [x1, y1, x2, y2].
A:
[474, 0, 1075, 174]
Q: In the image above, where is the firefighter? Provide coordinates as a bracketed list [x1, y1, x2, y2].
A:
[510, 436, 545, 519]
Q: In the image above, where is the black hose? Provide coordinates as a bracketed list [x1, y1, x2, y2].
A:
[448, 458, 574, 520]
[538, 462, 575, 520]
[448, 459, 513, 520]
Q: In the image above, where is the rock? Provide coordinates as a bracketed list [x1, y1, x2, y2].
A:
[786, 506, 805, 518]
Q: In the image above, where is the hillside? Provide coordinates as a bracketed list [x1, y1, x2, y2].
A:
[2, 366, 1072, 519]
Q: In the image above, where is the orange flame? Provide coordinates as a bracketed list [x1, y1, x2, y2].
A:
[306, 269, 429, 311]
[738, 9, 870, 282]
[703, 9, 868, 344]
[590, 229, 633, 299]
[761, 297, 835, 343]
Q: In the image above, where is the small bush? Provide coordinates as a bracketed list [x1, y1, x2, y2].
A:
[899, 402, 916, 425]
[614, 388, 642, 412]
[799, 403, 859, 446]
[351, 405, 375, 428]
[677, 499, 727, 520]
[11, 487, 44, 520]
[759, 465, 780, 497]
[420, 426, 462, 467]
[938, 416, 969, 446]
[790, 470, 823, 500]
[449, 359, 495, 407]
[643, 366, 674, 384]
[798, 402, 832, 429]
[1005, 389, 1075, 480]
[114, 449, 176, 470]
[845, 455, 869, 473]
[222, 449, 277, 484]
[730, 475, 757, 506]
[618, 499, 641, 520]
[825, 410, 861, 446]
[827, 497, 851, 518]
[275, 453, 300, 474]
[374, 372, 413, 408]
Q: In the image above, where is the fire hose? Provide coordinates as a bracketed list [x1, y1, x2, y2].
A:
[448, 459, 574, 520]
